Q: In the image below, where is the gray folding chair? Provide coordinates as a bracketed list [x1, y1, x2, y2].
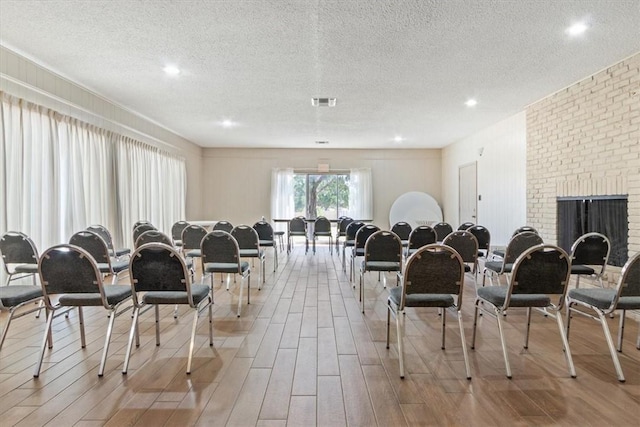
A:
[232, 225, 266, 287]
[359, 230, 402, 313]
[171, 220, 190, 247]
[443, 230, 479, 280]
[201, 231, 251, 317]
[35, 244, 132, 377]
[482, 231, 543, 286]
[288, 216, 308, 254]
[405, 225, 437, 257]
[566, 252, 640, 382]
[472, 244, 575, 379]
[386, 244, 471, 379]
[1, 231, 39, 286]
[253, 221, 278, 271]
[313, 216, 333, 254]
[69, 230, 129, 284]
[87, 225, 130, 259]
[0, 282, 43, 351]
[123, 243, 212, 375]
[569, 232, 610, 288]
[433, 222, 453, 242]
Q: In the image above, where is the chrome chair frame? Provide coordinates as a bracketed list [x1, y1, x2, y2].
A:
[569, 232, 610, 288]
[359, 230, 402, 313]
[313, 216, 333, 255]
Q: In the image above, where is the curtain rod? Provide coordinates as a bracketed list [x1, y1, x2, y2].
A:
[293, 169, 351, 174]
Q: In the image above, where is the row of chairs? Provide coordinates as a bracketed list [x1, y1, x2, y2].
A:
[385, 240, 640, 382]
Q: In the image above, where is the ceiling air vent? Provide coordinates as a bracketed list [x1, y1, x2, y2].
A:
[315, 140, 329, 145]
[311, 98, 337, 107]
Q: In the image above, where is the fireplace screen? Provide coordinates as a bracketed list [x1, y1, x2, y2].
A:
[557, 196, 628, 267]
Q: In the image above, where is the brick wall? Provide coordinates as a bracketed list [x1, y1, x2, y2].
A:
[526, 53, 640, 284]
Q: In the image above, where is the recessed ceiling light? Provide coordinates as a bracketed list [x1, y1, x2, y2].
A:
[163, 65, 180, 76]
[566, 22, 588, 36]
[465, 99, 478, 107]
[220, 119, 237, 128]
[393, 136, 404, 143]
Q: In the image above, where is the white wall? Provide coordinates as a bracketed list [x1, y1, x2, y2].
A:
[442, 112, 527, 248]
[201, 148, 442, 229]
[0, 46, 204, 219]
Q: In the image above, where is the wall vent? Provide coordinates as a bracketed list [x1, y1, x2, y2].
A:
[311, 98, 337, 107]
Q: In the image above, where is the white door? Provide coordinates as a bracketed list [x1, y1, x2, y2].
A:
[459, 162, 477, 225]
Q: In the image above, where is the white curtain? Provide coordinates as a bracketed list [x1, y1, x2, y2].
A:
[116, 136, 186, 248]
[0, 92, 187, 280]
[349, 168, 373, 220]
[271, 168, 294, 233]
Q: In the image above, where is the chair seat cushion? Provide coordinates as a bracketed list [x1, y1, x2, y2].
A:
[204, 261, 250, 274]
[58, 285, 132, 306]
[344, 240, 355, 247]
[570, 265, 596, 275]
[239, 249, 265, 258]
[114, 248, 131, 257]
[484, 261, 513, 273]
[492, 250, 505, 258]
[315, 232, 332, 237]
[352, 248, 365, 257]
[0, 285, 42, 306]
[362, 260, 400, 272]
[568, 288, 640, 310]
[477, 286, 550, 308]
[186, 249, 202, 258]
[259, 240, 275, 247]
[388, 286, 454, 308]
[13, 263, 39, 274]
[143, 284, 210, 305]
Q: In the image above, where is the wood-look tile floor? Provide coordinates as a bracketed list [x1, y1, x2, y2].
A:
[1, 245, 639, 426]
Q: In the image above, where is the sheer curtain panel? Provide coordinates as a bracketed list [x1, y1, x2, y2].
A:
[349, 168, 373, 220]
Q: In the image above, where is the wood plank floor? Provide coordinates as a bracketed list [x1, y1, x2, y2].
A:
[1, 244, 639, 426]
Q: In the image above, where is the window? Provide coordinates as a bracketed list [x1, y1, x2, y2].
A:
[293, 173, 349, 219]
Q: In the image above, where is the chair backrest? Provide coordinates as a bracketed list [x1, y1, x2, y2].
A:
[133, 224, 157, 245]
[443, 231, 479, 264]
[355, 225, 380, 250]
[338, 217, 354, 235]
[0, 231, 39, 269]
[181, 225, 208, 251]
[391, 222, 412, 241]
[314, 217, 332, 234]
[39, 244, 103, 297]
[171, 221, 190, 241]
[253, 221, 274, 241]
[458, 222, 475, 230]
[407, 226, 437, 251]
[504, 231, 544, 264]
[508, 245, 570, 307]
[213, 220, 234, 233]
[289, 217, 307, 234]
[231, 225, 260, 251]
[402, 244, 465, 308]
[133, 220, 152, 230]
[433, 222, 453, 241]
[468, 225, 491, 251]
[513, 226, 539, 236]
[364, 231, 403, 263]
[135, 230, 173, 248]
[69, 230, 111, 265]
[345, 221, 365, 241]
[615, 252, 640, 301]
[86, 225, 116, 253]
[129, 244, 195, 304]
[570, 232, 610, 269]
[201, 231, 242, 272]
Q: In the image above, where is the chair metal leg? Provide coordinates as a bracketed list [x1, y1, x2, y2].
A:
[457, 310, 472, 379]
[0, 309, 17, 351]
[441, 307, 446, 350]
[386, 303, 391, 349]
[173, 305, 179, 319]
[617, 310, 625, 352]
[596, 310, 625, 382]
[471, 300, 480, 349]
[186, 306, 199, 374]
[397, 309, 405, 379]
[495, 308, 512, 378]
[555, 311, 576, 378]
[78, 307, 86, 348]
[34, 309, 55, 377]
[524, 307, 532, 349]
[237, 275, 244, 318]
[98, 308, 118, 377]
[155, 305, 160, 346]
[208, 298, 213, 346]
[122, 306, 140, 374]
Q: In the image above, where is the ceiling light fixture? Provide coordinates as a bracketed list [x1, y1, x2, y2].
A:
[393, 136, 404, 143]
[311, 98, 337, 107]
[163, 65, 181, 76]
[220, 119, 236, 128]
[465, 99, 478, 107]
[566, 22, 588, 36]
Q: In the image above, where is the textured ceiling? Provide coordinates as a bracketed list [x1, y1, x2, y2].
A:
[1, 0, 639, 149]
